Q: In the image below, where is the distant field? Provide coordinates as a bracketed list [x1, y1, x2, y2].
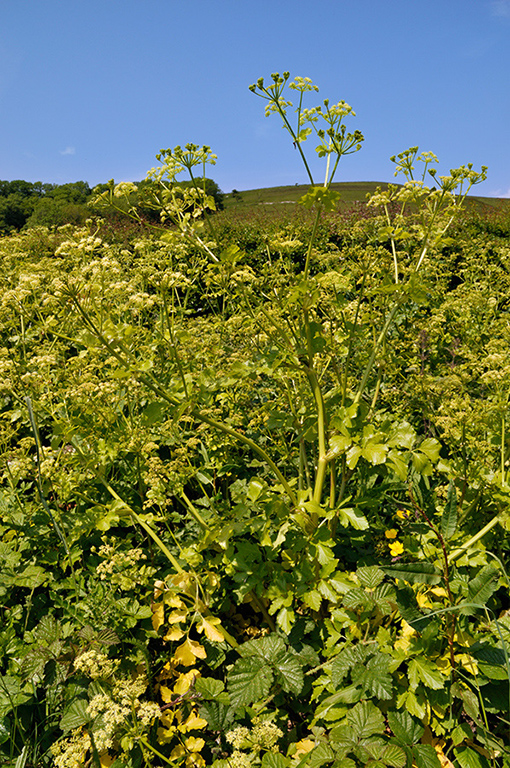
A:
[223, 181, 510, 212]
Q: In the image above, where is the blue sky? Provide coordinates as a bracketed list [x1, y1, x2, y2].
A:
[1, 0, 509, 196]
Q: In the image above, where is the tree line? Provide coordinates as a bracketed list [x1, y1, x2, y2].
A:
[0, 177, 224, 233]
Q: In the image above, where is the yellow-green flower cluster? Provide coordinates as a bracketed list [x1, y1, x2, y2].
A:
[50, 728, 91, 768]
[74, 649, 119, 679]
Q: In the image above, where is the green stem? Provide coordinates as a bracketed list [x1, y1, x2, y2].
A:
[68, 295, 297, 506]
[449, 515, 502, 562]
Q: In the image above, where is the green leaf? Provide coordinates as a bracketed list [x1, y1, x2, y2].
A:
[441, 481, 457, 539]
[356, 566, 384, 590]
[383, 562, 442, 585]
[199, 700, 234, 731]
[351, 654, 393, 700]
[413, 744, 441, 768]
[0, 676, 33, 718]
[304, 742, 335, 768]
[261, 753, 290, 768]
[238, 633, 286, 662]
[408, 657, 444, 690]
[418, 438, 441, 461]
[299, 187, 341, 212]
[454, 747, 490, 768]
[395, 586, 431, 632]
[347, 701, 385, 738]
[465, 566, 499, 609]
[60, 697, 90, 733]
[275, 652, 304, 695]
[0, 719, 10, 745]
[337, 506, 369, 530]
[227, 657, 273, 707]
[387, 709, 424, 745]
[362, 441, 388, 465]
[194, 678, 226, 699]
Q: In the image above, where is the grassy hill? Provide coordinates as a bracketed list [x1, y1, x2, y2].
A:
[223, 181, 510, 212]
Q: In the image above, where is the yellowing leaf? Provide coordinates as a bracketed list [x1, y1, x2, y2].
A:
[173, 670, 199, 695]
[180, 710, 208, 731]
[197, 617, 225, 642]
[164, 626, 185, 642]
[159, 711, 175, 728]
[164, 593, 186, 608]
[100, 754, 114, 768]
[168, 610, 188, 624]
[293, 739, 315, 756]
[173, 638, 206, 666]
[170, 745, 186, 760]
[160, 685, 175, 703]
[430, 587, 448, 599]
[184, 736, 205, 751]
[151, 602, 165, 631]
[154, 580, 166, 599]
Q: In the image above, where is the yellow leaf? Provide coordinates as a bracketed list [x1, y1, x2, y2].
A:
[416, 592, 433, 609]
[180, 710, 208, 731]
[170, 744, 186, 760]
[152, 602, 165, 631]
[164, 626, 185, 642]
[173, 670, 199, 695]
[157, 661, 176, 680]
[159, 711, 175, 728]
[293, 738, 315, 756]
[157, 725, 176, 744]
[430, 587, 448, 599]
[186, 754, 205, 768]
[154, 580, 167, 599]
[160, 685, 175, 703]
[173, 639, 197, 666]
[184, 736, 205, 751]
[168, 610, 188, 624]
[100, 754, 114, 768]
[198, 617, 225, 643]
[164, 593, 186, 608]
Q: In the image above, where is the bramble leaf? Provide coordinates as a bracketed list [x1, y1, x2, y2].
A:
[227, 657, 273, 707]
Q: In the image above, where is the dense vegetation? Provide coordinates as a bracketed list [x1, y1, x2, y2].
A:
[1, 73, 510, 768]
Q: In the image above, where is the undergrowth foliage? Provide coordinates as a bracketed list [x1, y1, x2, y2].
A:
[0, 72, 509, 768]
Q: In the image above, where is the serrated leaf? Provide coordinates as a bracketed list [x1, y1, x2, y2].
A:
[347, 700, 385, 738]
[383, 562, 442, 585]
[351, 654, 393, 700]
[441, 481, 457, 539]
[199, 700, 234, 731]
[466, 566, 499, 607]
[238, 633, 286, 662]
[408, 657, 444, 690]
[194, 678, 225, 699]
[275, 652, 304, 695]
[303, 742, 335, 768]
[303, 589, 323, 611]
[395, 585, 431, 632]
[362, 440, 388, 465]
[60, 697, 89, 733]
[261, 752, 289, 768]
[331, 645, 371, 686]
[343, 587, 376, 612]
[387, 710, 424, 745]
[381, 743, 407, 768]
[413, 744, 441, 768]
[227, 657, 272, 707]
[454, 747, 490, 768]
[356, 566, 384, 590]
[337, 506, 369, 530]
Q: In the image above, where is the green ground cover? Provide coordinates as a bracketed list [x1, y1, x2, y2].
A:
[1, 73, 510, 768]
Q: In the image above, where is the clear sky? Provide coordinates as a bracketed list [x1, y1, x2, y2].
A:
[1, 0, 509, 197]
